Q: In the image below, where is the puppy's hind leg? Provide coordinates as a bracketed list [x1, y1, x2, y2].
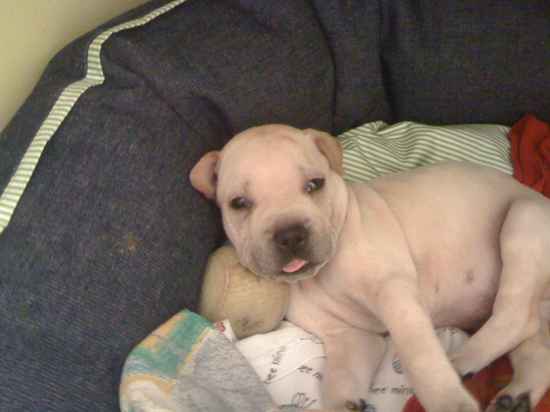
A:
[485, 318, 550, 412]
[451, 199, 550, 377]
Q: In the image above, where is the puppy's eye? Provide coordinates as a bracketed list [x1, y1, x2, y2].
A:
[230, 196, 252, 210]
[305, 178, 325, 194]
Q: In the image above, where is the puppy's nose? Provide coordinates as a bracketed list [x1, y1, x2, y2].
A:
[273, 224, 309, 253]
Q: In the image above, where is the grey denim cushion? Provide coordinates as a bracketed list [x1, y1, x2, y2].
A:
[0, 0, 380, 410]
[309, 0, 392, 132]
[381, 0, 550, 125]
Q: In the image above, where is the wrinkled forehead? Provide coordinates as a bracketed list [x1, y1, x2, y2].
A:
[224, 133, 301, 164]
[217, 131, 325, 197]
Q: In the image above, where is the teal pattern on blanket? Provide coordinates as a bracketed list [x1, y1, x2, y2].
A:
[122, 310, 212, 380]
[119, 121, 513, 412]
[120, 310, 211, 411]
[120, 310, 289, 412]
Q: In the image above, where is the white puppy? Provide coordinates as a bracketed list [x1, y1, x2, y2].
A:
[191, 124, 550, 412]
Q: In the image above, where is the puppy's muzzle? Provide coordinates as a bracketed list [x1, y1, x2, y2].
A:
[273, 223, 309, 255]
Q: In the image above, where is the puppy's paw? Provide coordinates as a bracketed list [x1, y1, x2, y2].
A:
[441, 399, 481, 412]
[449, 351, 481, 378]
[321, 371, 371, 412]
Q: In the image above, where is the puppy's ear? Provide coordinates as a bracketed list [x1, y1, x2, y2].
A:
[305, 129, 344, 176]
[190, 151, 220, 200]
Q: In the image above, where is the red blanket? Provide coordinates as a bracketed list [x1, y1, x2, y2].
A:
[509, 114, 550, 197]
[403, 114, 550, 412]
[403, 356, 550, 411]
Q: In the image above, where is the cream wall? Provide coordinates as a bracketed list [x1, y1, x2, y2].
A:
[0, 0, 150, 133]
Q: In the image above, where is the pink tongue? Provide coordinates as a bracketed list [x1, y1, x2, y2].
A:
[282, 258, 308, 273]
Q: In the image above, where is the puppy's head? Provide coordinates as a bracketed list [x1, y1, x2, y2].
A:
[190, 124, 347, 282]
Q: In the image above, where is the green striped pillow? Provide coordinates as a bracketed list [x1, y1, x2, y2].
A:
[339, 121, 512, 183]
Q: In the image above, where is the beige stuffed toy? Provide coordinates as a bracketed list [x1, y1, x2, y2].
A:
[199, 245, 290, 339]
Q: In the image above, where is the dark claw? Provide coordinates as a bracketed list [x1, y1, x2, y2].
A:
[345, 398, 368, 412]
[462, 372, 474, 380]
[513, 393, 531, 412]
[345, 400, 359, 411]
[494, 393, 531, 412]
[496, 395, 514, 410]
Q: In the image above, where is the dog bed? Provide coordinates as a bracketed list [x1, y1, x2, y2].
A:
[3, 1, 550, 410]
[120, 120, 524, 412]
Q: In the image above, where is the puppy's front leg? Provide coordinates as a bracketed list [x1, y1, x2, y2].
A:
[321, 328, 386, 411]
[376, 279, 480, 412]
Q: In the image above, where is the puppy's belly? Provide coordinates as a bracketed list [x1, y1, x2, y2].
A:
[421, 262, 501, 332]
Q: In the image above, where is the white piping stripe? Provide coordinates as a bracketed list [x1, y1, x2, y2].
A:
[0, 0, 188, 235]
[14, 172, 33, 180]
[1, 198, 17, 208]
[21, 159, 41, 165]
[8, 182, 25, 190]
[3, 189, 21, 197]
[0, 205, 13, 214]
[2, 193, 18, 202]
